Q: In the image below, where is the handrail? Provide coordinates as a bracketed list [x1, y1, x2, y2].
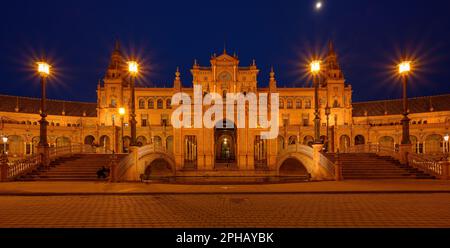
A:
[407, 153, 448, 179]
[8, 154, 42, 179]
[319, 152, 336, 177]
[4, 143, 112, 180]
[116, 144, 174, 181]
[343, 144, 400, 160]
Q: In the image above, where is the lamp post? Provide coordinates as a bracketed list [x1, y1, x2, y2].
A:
[37, 62, 50, 148]
[119, 107, 126, 153]
[325, 104, 331, 152]
[128, 61, 139, 146]
[36, 62, 51, 167]
[310, 60, 322, 144]
[112, 115, 116, 154]
[399, 61, 412, 145]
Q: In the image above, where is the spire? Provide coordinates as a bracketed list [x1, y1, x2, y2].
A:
[269, 66, 277, 91]
[174, 67, 182, 91]
[328, 40, 335, 55]
[114, 39, 121, 51]
[223, 42, 227, 54]
[324, 40, 343, 81]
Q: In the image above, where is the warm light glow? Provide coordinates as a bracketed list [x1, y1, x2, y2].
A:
[128, 61, 139, 75]
[37, 62, 50, 76]
[2, 136, 7, 143]
[310, 60, 321, 74]
[119, 107, 126, 116]
[399, 61, 411, 75]
[316, 1, 323, 10]
[445, 134, 450, 142]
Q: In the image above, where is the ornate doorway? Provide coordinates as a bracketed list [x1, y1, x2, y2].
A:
[215, 120, 237, 169]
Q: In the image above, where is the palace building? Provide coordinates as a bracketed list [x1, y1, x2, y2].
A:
[1, 42, 449, 177]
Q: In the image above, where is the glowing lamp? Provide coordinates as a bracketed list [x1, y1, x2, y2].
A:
[399, 61, 411, 75]
[128, 61, 139, 75]
[310, 60, 321, 74]
[119, 107, 126, 116]
[37, 62, 50, 77]
[445, 134, 449, 142]
[2, 136, 7, 143]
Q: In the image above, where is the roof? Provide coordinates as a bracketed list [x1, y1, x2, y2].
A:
[0, 94, 97, 117]
[353, 94, 450, 117]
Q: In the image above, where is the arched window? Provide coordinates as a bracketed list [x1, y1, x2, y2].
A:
[111, 99, 117, 107]
[166, 99, 172, 109]
[287, 99, 293, 109]
[305, 99, 312, 109]
[296, 99, 302, 109]
[139, 99, 145, 109]
[279, 99, 285, 109]
[157, 99, 164, 109]
[148, 99, 154, 109]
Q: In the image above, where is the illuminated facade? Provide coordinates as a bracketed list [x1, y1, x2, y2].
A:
[1, 42, 449, 175]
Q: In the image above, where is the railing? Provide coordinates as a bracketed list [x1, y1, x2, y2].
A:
[117, 153, 134, 180]
[2, 143, 113, 181]
[319, 153, 336, 177]
[284, 144, 314, 159]
[408, 153, 449, 179]
[7, 154, 42, 179]
[281, 144, 336, 178]
[343, 144, 400, 160]
[116, 145, 174, 181]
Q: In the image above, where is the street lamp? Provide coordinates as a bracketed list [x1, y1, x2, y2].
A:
[119, 107, 126, 153]
[128, 61, 139, 147]
[37, 62, 51, 148]
[398, 61, 412, 145]
[310, 60, 322, 144]
[325, 105, 331, 152]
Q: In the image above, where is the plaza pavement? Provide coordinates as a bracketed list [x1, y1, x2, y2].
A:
[0, 180, 449, 195]
[1, 180, 450, 228]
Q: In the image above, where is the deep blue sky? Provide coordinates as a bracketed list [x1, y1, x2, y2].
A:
[1, 0, 450, 103]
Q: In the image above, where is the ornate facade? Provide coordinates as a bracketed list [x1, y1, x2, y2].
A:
[1, 42, 449, 176]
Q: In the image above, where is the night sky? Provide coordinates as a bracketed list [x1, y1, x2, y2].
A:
[1, 0, 450, 103]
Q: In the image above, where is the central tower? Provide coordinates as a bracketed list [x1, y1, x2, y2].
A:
[191, 50, 259, 96]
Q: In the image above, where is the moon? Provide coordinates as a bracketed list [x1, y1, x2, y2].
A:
[315, 1, 323, 10]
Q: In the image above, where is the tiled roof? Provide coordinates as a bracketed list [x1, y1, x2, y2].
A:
[353, 94, 450, 117]
[0, 94, 97, 117]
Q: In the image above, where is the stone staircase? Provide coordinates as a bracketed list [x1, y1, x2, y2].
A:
[18, 154, 126, 181]
[328, 153, 435, 180]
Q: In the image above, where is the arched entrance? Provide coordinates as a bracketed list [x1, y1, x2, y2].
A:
[137, 136, 147, 147]
[425, 134, 443, 154]
[144, 158, 173, 177]
[84, 135, 95, 145]
[339, 135, 350, 152]
[215, 120, 237, 168]
[379, 136, 395, 148]
[56, 137, 71, 147]
[7, 135, 24, 157]
[153, 136, 162, 148]
[303, 136, 314, 147]
[279, 158, 308, 176]
[123, 136, 131, 153]
[355, 135, 365, 145]
[99, 135, 111, 151]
